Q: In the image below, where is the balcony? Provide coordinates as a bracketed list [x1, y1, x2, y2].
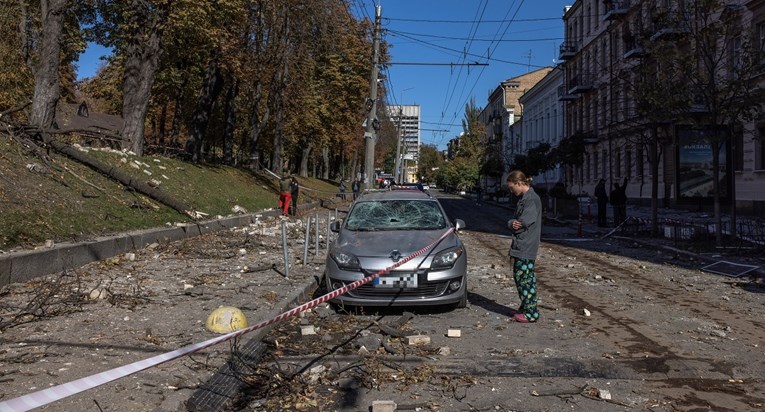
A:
[557, 85, 579, 101]
[582, 133, 599, 144]
[559, 41, 579, 60]
[568, 74, 595, 94]
[649, 11, 689, 41]
[604, 0, 631, 20]
[623, 38, 644, 59]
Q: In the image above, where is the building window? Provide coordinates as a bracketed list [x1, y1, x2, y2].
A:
[625, 148, 632, 178]
[602, 149, 608, 178]
[730, 34, 742, 75]
[594, 150, 599, 178]
[615, 150, 622, 178]
[636, 144, 643, 177]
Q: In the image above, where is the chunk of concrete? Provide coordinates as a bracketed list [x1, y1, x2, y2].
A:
[405, 335, 430, 345]
[447, 329, 461, 338]
[371, 400, 397, 412]
[300, 325, 317, 336]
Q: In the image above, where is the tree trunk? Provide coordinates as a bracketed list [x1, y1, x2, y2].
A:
[30, 0, 67, 130]
[248, 79, 268, 170]
[169, 77, 187, 150]
[19, 0, 33, 70]
[38, 132, 195, 217]
[121, 0, 170, 156]
[712, 140, 722, 246]
[156, 103, 167, 149]
[222, 80, 238, 165]
[322, 146, 329, 179]
[299, 139, 313, 177]
[728, 128, 737, 241]
[185, 55, 224, 163]
[650, 127, 660, 238]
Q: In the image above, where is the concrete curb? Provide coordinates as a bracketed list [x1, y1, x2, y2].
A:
[186, 274, 321, 411]
[0, 203, 323, 287]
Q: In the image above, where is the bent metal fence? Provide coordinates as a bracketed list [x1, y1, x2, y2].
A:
[616, 216, 765, 253]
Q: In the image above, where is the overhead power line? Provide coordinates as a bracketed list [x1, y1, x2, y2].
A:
[384, 16, 561, 23]
[387, 62, 489, 66]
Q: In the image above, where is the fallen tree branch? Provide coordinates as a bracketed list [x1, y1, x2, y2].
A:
[0, 102, 31, 118]
[36, 131, 197, 218]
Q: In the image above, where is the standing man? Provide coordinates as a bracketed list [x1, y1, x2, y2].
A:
[594, 178, 608, 227]
[610, 177, 628, 226]
[506, 170, 542, 323]
[289, 177, 300, 216]
[278, 173, 292, 216]
[352, 178, 360, 200]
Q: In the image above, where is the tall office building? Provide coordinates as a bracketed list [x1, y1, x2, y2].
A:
[386, 105, 421, 183]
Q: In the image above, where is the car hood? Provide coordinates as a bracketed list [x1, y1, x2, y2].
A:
[335, 228, 458, 258]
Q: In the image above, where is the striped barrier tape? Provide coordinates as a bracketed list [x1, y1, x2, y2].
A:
[0, 227, 455, 412]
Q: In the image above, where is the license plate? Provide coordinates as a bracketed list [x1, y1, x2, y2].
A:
[373, 273, 418, 288]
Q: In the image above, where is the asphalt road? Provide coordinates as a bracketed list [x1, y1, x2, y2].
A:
[231, 192, 765, 412]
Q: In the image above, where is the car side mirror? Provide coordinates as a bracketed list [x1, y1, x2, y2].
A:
[330, 220, 342, 232]
[454, 219, 465, 231]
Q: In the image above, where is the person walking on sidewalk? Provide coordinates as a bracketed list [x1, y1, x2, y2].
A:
[594, 178, 608, 227]
[277, 173, 292, 216]
[506, 170, 542, 323]
[610, 177, 628, 226]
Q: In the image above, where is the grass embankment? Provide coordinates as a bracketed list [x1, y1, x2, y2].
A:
[0, 136, 339, 251]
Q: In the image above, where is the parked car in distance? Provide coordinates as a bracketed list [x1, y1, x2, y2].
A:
[325, 190, 467, 308]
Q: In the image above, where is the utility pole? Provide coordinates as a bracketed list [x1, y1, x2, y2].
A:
[393, 106, 403, 183]
[363, 5, 382, 190]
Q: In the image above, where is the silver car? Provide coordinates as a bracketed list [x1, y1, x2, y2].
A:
[324, 190, 467, 308]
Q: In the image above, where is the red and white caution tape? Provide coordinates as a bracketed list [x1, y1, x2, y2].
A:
[0, 228, 454, 412]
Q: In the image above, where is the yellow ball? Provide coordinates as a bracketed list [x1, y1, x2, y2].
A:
[205, 306, 249, 333]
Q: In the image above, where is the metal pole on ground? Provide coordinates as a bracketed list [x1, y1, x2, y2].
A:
[303, 217, 310, 266]
[326, 210, 331, 251]
[314, 212, 319, 256]
[280, 220, 289, 279]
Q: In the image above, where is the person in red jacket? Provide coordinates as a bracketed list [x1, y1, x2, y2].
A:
[277, 173, 292, 216]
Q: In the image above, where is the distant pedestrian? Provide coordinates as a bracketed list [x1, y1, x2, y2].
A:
[610, 177, 628, 226]
[352, 178, 360, 200]
[506, 170, 542, 323]
[277, 173, 292, 216]
[594, 179, 608, 227]
[289, 177, 300, 216]
[338, 180, 346, 200]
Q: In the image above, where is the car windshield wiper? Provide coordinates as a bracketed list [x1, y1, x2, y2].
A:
[352, 227, 379, 231]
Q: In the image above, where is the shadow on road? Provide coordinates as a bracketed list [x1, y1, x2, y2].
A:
[467, 291, 518, 319]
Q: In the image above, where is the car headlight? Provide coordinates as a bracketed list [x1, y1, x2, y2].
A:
[431, 246, 464, 270]
[331, 251, 361, 270]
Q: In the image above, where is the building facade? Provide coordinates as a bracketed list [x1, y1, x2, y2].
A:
[386, 105, 421, 183]
[478, 67, 553, 194]
[559, 0, 765, 213]
[518, 67, 565, 191]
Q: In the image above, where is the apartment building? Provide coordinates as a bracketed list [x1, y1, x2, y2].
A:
[386, 105, 421, 183]
[559, 0, 765, 213]
[478, 67, 553, 193]
[518, 68, 565, 191]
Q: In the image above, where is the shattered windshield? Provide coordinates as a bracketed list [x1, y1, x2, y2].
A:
[345, 200, 447, 231]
